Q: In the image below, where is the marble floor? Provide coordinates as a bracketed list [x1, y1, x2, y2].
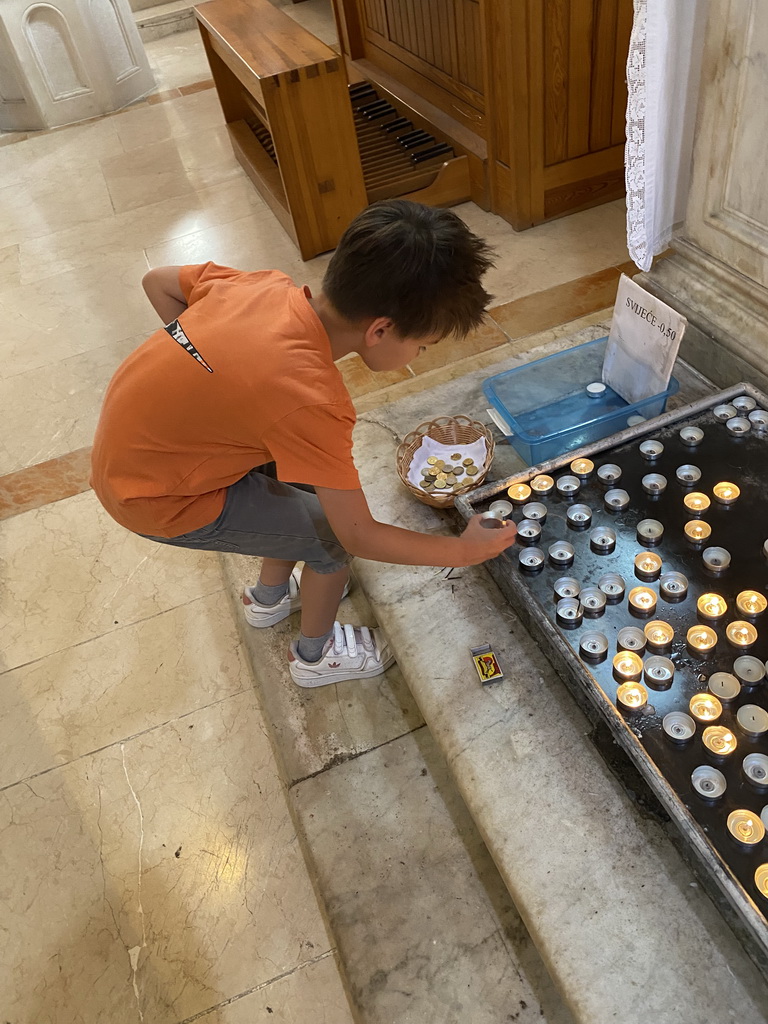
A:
[0, 10, 634, 1023]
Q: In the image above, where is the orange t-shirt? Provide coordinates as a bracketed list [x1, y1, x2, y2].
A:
[91, 264, 360, 537]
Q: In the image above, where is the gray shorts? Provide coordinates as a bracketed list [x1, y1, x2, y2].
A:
[140, 463, 351, 574]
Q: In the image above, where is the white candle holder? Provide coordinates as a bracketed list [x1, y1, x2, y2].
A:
[749, 409, 768, 431]
[702, 546, 731, 573]
[603, 488, 630, 512]
[554, 576, 580, 600]
[679, 426, 704, 446]
[515, 519, 542, 546]
[644, 656, 675, 689]
[556, 597, 583, 629]
[599, 572, 626, 603]
[733, 656, 765, 685]
[642, 473, 667, 496]
[579, 631, 609, 662]
[522, 501, 547, 523]
[489, 500, 514, 517]
[743, 754, 768, 788]
[636, 519, 664, 546]
[691, 765, 727, 799]
[639, 439, 664, 461]
[597, 464, 622, 486]
[713, 403, 737, 422]
[736, 704, 768, 737]
[644, 620, 674, 650]
[659, 571, 688, 602]
[548, 541, 575, 568]
[707, 672, 741, 702]
[556, 475, 581, 498]
[726, 416, 751, 436]
[733, 395, 757, 414]
[676, 464, 701, 486]
[518, 546, 545, 573]
[617, 626, 646, 653]
[663, 712, 696, 742]
[590, 526, 616, 554]
[580, 587, 606, 618]
[566, 503, 592, 530]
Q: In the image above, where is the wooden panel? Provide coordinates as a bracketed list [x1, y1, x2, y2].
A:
[544, 164, 625, 218]
[611, 0, 633, 146]
[589, 0, 618, 151]
[543, 143, 624, 188]
[544, 0, 569, 166]
[567, 0, 593, 158]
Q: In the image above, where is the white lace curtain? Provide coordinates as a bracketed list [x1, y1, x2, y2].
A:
[625, 0, 710, 270]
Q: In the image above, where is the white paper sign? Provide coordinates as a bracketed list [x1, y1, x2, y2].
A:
[603, 275, 687, 404]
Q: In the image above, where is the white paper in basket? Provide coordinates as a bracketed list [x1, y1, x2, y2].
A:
[406, 435, 488, 491]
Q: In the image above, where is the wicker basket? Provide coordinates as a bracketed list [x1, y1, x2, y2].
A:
[396, 414, 495, 508]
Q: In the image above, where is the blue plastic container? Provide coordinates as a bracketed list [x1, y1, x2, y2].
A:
[483, 337, 679, 465]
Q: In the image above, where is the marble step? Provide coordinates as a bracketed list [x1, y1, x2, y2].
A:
[219, 554, 572, 1024]
[134, 0, 196, 42]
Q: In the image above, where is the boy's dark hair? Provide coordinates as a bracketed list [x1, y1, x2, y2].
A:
[322, 199, 495, 339]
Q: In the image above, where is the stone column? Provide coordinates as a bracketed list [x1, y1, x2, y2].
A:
[638, 0, 768, 391]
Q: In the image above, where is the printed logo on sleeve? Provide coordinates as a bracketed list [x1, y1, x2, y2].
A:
[164, 319, 213, 373]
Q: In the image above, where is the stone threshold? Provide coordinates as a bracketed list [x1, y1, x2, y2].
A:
[219, 314, 768, 1023]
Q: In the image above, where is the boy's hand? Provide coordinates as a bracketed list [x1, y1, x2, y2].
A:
[458, 515, 517, 565]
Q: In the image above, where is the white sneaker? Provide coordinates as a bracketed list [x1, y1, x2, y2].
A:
[289, 622, 395, 688]
[242, 569, 351, 628]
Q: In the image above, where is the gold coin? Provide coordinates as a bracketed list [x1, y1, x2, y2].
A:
[435, 475, 448, 486]
[466, 466, 479, 476]
[453, 482, 463, 491]
[446, 474, 457, 485]
[422, 482, 435, 492]
[453, 466, 464, 477]
[427, 467, 439, 477]
[463, 458, 473, 466]
[427, 456, 438, 466]
[451, 453, 461, 460]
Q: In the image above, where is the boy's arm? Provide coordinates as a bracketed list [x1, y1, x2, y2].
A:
[142, 266, 187, 324]
[315, 486, 516, 568]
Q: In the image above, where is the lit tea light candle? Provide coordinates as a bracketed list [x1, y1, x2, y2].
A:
[736, 591, 767, 618]
[616, 681, 648, 708]
[522, 501, 547, 523]
[743, 753, 768, 787]
[726, 620, 758, 648]
[736, 704, 768, 737]
[644, 620, 674, 650]
[639, 439, 664, 461]
[733, 395, 757, 414]
[636, 519, 664, 546]
[634, 552, 662, 582]
[642, 473, 667, 496]
[676, 464, 701, 486]
[628, 587, 657, 615]
[713, 403, 737, 423]
[617, 626, 646, 653]
[516, 519, 542, 545]
[679, 425, 704, 446]
[684, 492, 711, 514]
[727, 809, 765, 846]
[556, 475, 581, 498]
[570, 458, 594, 478]
[590, 526, 616, 554]
[708, 672, 741, 702]
[599, 572, 625, 603]
[687, 624, 718, 653]
[702, 546, 731, 573]
[604, 488, 630, 512]
[644, 656, 675, 688]
[689, 693, 723, 722]
[702, 725, 737, 756]
[613, 651, 644, 682]
[530, 474, 555, 495]
[507, 482, 532, 505]
[697, 592, 728, 619]
[684, 520, 711, 546]
[755, 864, 768, 899]
[663, 712, 696, 742]
[597, 463, 622, 486]
[691, 765, 727, 799]
[659, 571, 689, 602]
[713, 481, 740, 505]
[726, 416, 751, 436]
[733, 656, 766, 685]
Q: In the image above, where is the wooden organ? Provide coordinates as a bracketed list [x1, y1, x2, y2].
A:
[195, 0, 633, 259]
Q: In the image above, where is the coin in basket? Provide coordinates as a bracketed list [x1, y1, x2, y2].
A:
[463, 458, 474, 466]
[423, 482, 435, 492]
[427, 467, 439, 477]
[451, 453, 461, 460]
[453, 466, 464, 477]
[435, 475, 447, 486]
[427, 456, 438, 466]
[446, 474, 457, 485]
[466, 465, 479, 476]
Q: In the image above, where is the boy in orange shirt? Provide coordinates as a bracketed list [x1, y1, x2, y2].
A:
[91, 200, 516, 687]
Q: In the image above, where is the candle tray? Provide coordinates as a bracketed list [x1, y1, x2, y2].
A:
[456, 383, 768, 980]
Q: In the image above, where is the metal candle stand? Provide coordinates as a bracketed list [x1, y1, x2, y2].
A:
[455, 383, 768, 980]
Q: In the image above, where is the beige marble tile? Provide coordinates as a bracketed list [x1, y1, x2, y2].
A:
[0, 334, 141, 474]
[195, 955, 355, 1023]
[101, 124, 242, 213]
[0, 592, 250, 788]
[144, 29, 216, 92]
[0, 242, 19, 287]
[0, 253, 158, 379]
[16, 178, 265, 285]
[0, 490, 223, 671]
[0, 691, 333, 1024]
[0, 116, 124, 189]
[455, 198, 630, 307]
[112, 88, 225, 151]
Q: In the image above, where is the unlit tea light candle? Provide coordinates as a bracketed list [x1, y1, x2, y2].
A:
[727, 809, 765, 846]
[689, 693, 722, 722]
[713, 481, 740, 505]
[680, 426, 704, 446]
[726, 620, 758, 648]
[637, 519, 664, 545]
[639, 439, 664, 460]
[556, 475, 581, 497]
[676, 464, 701, 486]
[737, 591, 767, 617]
[687, 624, 718, 653]
[736, 705, 768, 736]
[691, 765, 727, 799]
[628, 587, 657, 615]
[733, 656, 765, 685]
[597, 464, 622, 486]
[642, 473, 667, 495]
[713, 404, 737, 422]
[697, 592, 728, 619]
[703, 546, 731, 572]
[684, 492, 711, 514]
[616, 681, 648, 708]
[702, 725, 737, 756]
[663, 712, 696, 742]
[613, 652, 644, 682]
[708, 672, 741, 702]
